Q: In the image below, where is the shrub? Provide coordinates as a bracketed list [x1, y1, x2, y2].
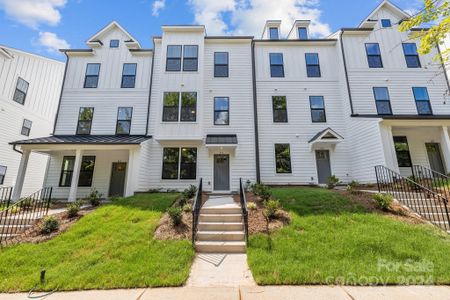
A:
[182, 203, 192, 213]
[327, 175, 340, 189]
[346, 180, 360, 194]
[86, 188, 102, 207]
[373, 193, 393, 211]
[10, 206, 21, 214]
[167, 207, 183, 226]
[20, 197, 33, 210]
[263, 199, 280, 220]
[40, 216, 59, 234]
[247, 202, 257, 211]
[182, 185, 197, 201]
[66, 200, 82, 218]
[251, 183, 272, 201]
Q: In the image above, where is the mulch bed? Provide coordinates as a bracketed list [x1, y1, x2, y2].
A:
[154, 211, 192, 240]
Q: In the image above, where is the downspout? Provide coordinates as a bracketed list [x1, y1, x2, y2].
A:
[52, 52, 69, 135]
[12, 144, 22, 155]
[251, 40, 261, 183]
[339, 30, 355, 115]
[145, 40, 156, 136]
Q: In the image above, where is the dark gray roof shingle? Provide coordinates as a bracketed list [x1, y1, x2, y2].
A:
[10, 135, 151, 145]
[205, 134, 238, 145]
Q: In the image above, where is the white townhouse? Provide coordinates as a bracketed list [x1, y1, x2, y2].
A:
[0, 46, 64, 197]
[9, 0, 450, 200]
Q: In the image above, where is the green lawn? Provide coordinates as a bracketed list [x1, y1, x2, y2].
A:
[0, 193, 195, 292]
[247, 187, 450, 285]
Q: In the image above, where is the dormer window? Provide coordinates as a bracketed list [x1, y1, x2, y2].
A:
[110, 40, 119, 48]
[269, 27, 279, 40]
[298, 27, 308, 39]
[381, 19, 392, 28]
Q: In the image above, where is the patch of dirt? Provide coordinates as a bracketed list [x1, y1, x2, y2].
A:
[154, 211, 192, 240]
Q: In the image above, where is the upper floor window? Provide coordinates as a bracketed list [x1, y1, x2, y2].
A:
[365, 43, 383, 68]
[381, 19, 392, 28]
[403, 43, 421, 68]
[77, 107, 94, 135]
[110, 40, 119, 48]
[309, 96, 326, 122]
[84, 63, 100, 88]
[272, 96, 288, 123]
[214, 52, 229, 77]
[162, 147, 197, 180]
[413, 87, 432, 115]
[181, 92, 197, 121]
[162, 92, 197, 122]
[183, 45, 198, 71]
[214, 97, 229, 125]
[269, 27, 279, 40]
[269, 53, 284, 77]
[275, 144, 292, 174]
[166, 45, 182, 71]
[21, 119, 32, 136]
[373, 87, 392, 115]
[13, 77, 29, 105]
[121, 63, 137, 88]
[305, 53, 321, 77]
[116, 107, 133, 135]
[298, 27, 308, 39]
[0, 165, 6, 185]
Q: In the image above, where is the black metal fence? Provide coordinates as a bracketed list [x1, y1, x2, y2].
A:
[0, 187, 53, 245]
[191, 178, 202, 246]
[239, 178, 249, 246]
[0, 187, 13, 211]
[412, 165, 450, 199]
[375, 165, 450, 232]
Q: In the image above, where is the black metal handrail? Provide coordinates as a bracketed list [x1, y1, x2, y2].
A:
[375, 165, 450, 232]
[0, 187, 53, 245]
[0, 187, 13, 211]
[412, 165, 450, 199]
[191, 178, 202, 246]
[239, 178, 249, 245]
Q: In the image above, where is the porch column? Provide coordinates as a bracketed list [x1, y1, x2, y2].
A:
[380, 125, 399, 172]
[124, 149, 135, 197]
[440, 126, 450, 173]
[12, 149, 31, 200]
[68, 149, 83, 202]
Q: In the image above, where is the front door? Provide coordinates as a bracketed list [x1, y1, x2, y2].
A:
[316, 150, 331, 184]
[426, 143, 446, 174]
[109, 162, 127, 197]
[214, 154, 230, 191]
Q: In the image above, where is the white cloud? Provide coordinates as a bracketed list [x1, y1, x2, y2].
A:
[0, 0, 67, 29]
[152, 0, 166, 16]
[188, 0, 331, 37]
[38, 31, 70, 53]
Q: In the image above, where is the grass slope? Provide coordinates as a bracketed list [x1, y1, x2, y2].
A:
[0, 193, 195, 292]
[247, 187, 450, 285]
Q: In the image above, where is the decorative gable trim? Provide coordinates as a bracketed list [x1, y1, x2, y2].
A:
[358, 0, 410, 28]
[86, 21, 141, 49]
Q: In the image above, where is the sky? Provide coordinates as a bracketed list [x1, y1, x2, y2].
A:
[0, 0, 423, 61]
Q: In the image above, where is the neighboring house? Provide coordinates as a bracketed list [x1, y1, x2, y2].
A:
[0, 46, 64, 197]
[9, 0, 450, 200]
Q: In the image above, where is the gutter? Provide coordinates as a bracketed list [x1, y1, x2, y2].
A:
[12, 144, 23, 155]
[251, 41, 261, 183]
[145, 40, 156, 136]
[52, 52, 69, 134]
[339, 30, 354, 115]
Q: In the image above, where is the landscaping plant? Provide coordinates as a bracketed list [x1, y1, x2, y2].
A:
[346, 180, 360, 194]
[263, 199, 280, 220]
[40, 216, 59, 234]
[251, 183, 272, 201]
[167, 206, 183, 226]
[66, 200, 83, 218]
[86, 188, 102, 207]
[326, 175, 340, 189]
[182, 203, 192, 213]
[247, 202, 257, 211]
[20, 197, 33, 210]
[373, 193, 394, 211]
[182, 185, 197, 201]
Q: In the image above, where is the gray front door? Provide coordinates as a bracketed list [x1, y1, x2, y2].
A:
[109, 162, 127, 197]
[426, 143, 446, 174]
[214, 154, 230, 191]
[316, 150, 331, 184]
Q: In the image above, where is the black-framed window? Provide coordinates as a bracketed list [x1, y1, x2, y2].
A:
[59, 156, 75, 187]
[183, 45, 198, 71]
[0, 165, 6, 185]
[305, 53, 321, 77]
[272, 96, 288, 123]
[275, 144, 292, 174]
[166, 45, 182, 71]
[78, 156, 96, 187]
[413, 87, 432, 115]
[84, 63, 100, 88]
[162, 92, 179, 122]
[298, 27, 308, 39]
[181, 92, 197, 122]
[21, 119, 32, 136]
[214, 52, 229, 77]
[309, 96, 326, 122]
[116, 107, 133, 135]
[214, 97, 229, 125]
[381, 19, 392, 27]
[403, 43, 421, 68]
[373, 87, 392, 115]
[77, 107, 94, 135]
[180, 148, 197, 179]
[365, 43, 383, 68]
[13, 77, 29, 105]
[269, 53, 284, 77]
[121, 63, 137, 88]
[394, 137, 412, 167]
[110, 40, 119, 48]
[269, 27, 279, 40]
[162, 148, 179, 179]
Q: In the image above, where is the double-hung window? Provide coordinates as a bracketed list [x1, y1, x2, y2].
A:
[162, 147, 197, 180]
[181, 92, 197, 121]
[365, 43, 383, 68]
[78, 156, 96, 187]
[183, 45, 198, 71]
[166, 45, 182, 71]
[413, 87, 432, 115]
[214, 97, 229, 125]
[394, 137, 412, 168]
[21, 119, 32, 136]
[373, 87, 392, 115]
[309, 96, 326, 122]
[180, 148, 197, 179]
[214, 52, 229, 77]
[272, 96, 288, 123]
[84, 63, 100, 88]
[403, 43, 421, 68]
[116, 107, 133, 135]
[13, 77, 29, 105]
[59, 156, 75, 187]
[162, 92, 180, 122]
[76, 107, 94, 135]
[298, 27, 308, 39]
[121, 63, 137, 88]
[162, 92, 197, 122]
[269, 53, 284, 77]
[305, 53, 321, 77]
[269, 27, 279, 40]
[0, 165, 6, 185]
[275, 144, 292, 174]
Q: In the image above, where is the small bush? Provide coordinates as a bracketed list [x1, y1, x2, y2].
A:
[182, 185, 197, 201]
[167, 207, 183, 226]
[263, 199, 280, 220]
[346, 180, 360, 194]
[10, 206, 21, 214]
[86, 188, 102, 207]
[373, 193, 393, 211]
[247, 202, 257, 211]
[327, 175, 340, 189]
[66, 200, 82, 218]
[20, 197, 33, 210]
[40, 216, 59, 234]
[251, 183, 272, 201]
[182, 203, 192, 213]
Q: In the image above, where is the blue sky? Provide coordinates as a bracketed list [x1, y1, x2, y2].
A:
[0, 0, 422, 61]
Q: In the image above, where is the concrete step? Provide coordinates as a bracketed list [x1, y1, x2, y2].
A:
[200, 207, 242, 215]
[199, 213, 242, 222]
[0, 224, 31, 234]
[195, 241, 246, 253]
[198, 222, 244, 231]
[197, 230, 245, 241]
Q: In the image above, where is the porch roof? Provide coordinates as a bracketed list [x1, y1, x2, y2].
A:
[205, 134, 238, 145]
[10, 135, 151, 145]
[308, 128, 344, 143]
